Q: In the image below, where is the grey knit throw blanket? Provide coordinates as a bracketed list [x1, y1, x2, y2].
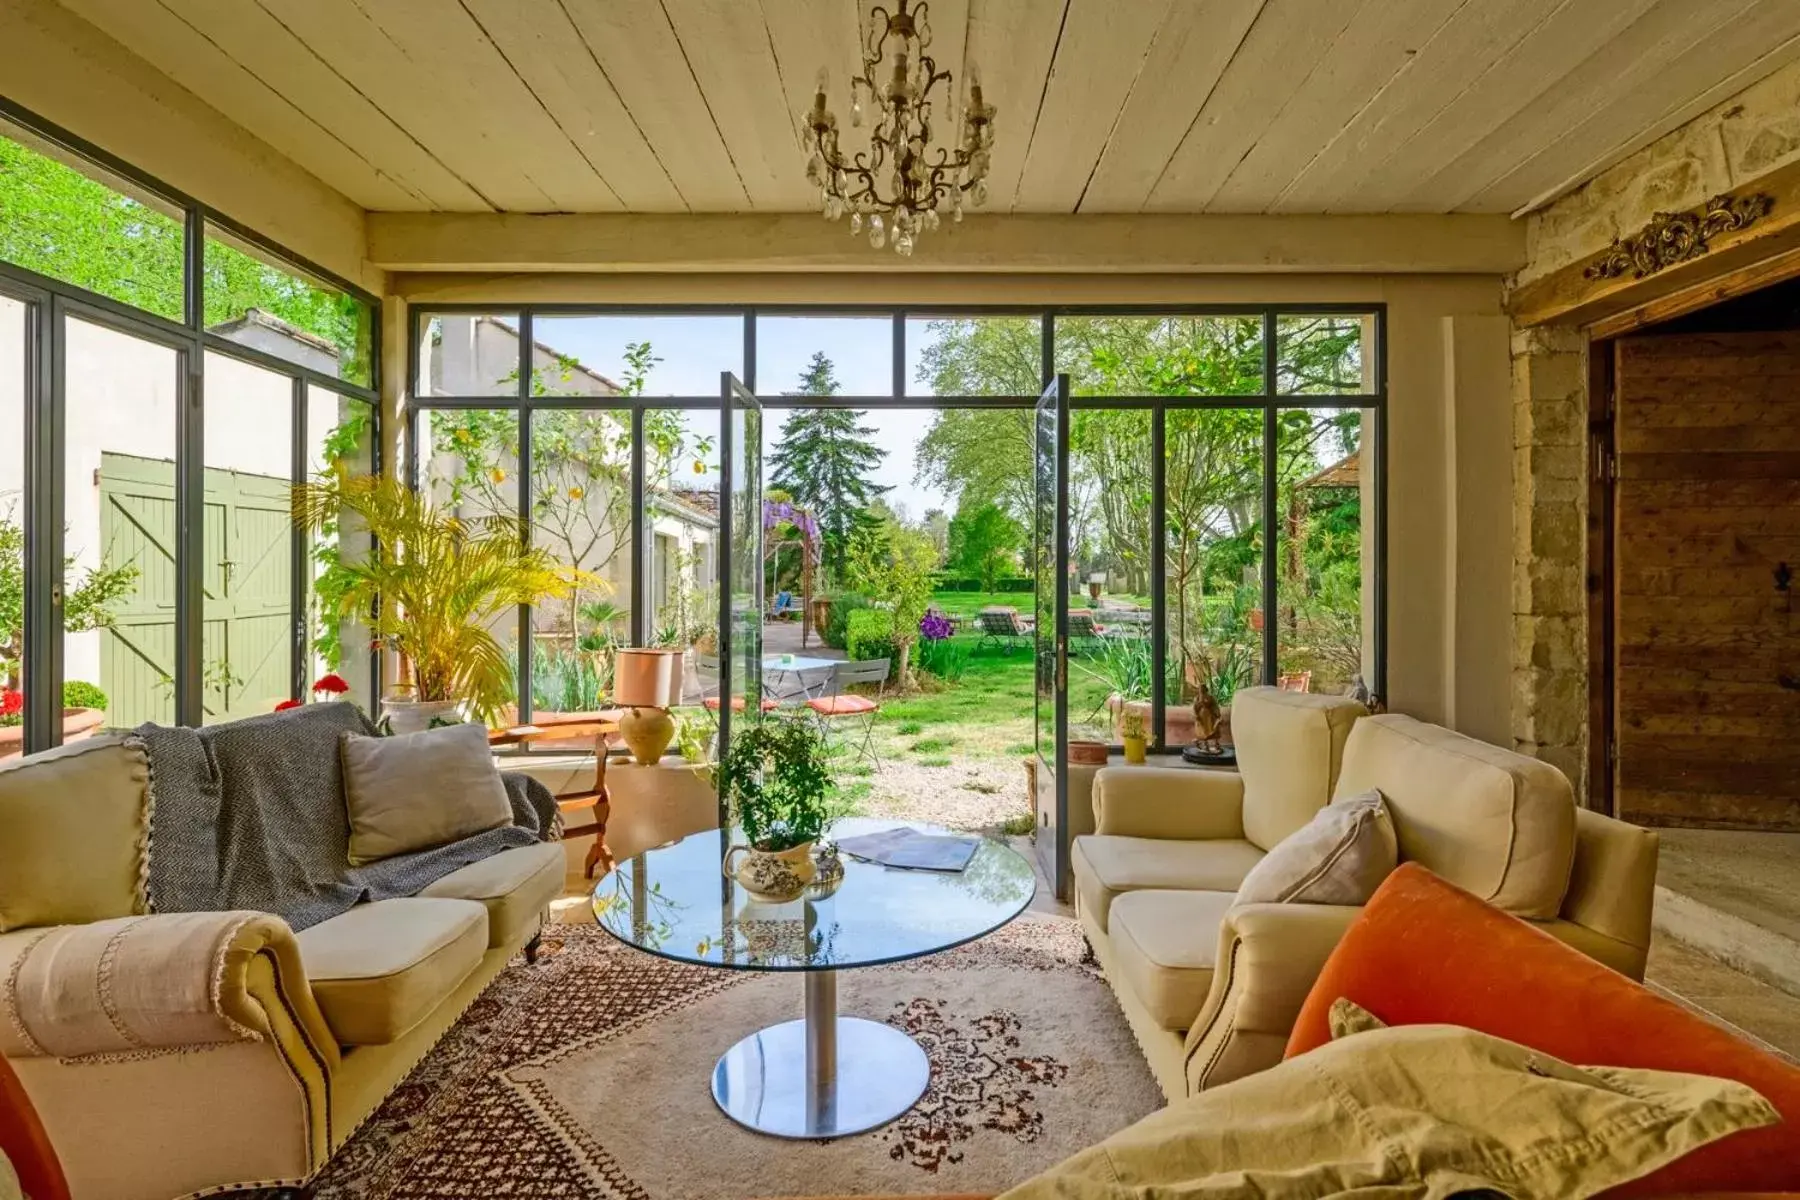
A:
[137, 703, 558, 931]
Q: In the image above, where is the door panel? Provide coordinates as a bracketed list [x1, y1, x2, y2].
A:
[98, 453, 294, 727]
[1614, 331, 1800, 831]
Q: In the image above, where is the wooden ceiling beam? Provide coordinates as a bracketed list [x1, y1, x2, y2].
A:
[366, 212, 1525, 274]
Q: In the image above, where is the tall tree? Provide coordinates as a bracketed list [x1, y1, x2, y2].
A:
[769, 352, 889, 573]
[945, 501, 1022, 590]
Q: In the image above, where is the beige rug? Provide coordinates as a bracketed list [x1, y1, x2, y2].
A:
[316, 915, 1160, 1200]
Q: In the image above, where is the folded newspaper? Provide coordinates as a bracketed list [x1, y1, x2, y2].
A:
[835, 827, 979, 873]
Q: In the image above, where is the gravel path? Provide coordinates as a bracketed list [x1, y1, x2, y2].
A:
[854, 755, 1033, 833]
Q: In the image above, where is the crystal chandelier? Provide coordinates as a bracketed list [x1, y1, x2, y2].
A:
[803, 0, 997, 255]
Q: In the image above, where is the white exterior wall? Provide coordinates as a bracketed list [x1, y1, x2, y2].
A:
[61, 318, 181, 690]
[418, 316, 715, 643]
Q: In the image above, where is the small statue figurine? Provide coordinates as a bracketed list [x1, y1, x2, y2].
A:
[1191, 683, 1223, 755]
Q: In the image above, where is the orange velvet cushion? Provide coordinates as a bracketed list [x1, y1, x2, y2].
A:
[1286, 863, 1800, 1196]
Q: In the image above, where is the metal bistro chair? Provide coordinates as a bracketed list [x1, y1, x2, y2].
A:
[805, 657, 890, 768]
[696, 652, 778, 724]
[973, 608, 1033, 653]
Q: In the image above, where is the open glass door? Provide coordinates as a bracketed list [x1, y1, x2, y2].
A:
[1033, 375, 1070, 896]
[716, 372, 764, 811]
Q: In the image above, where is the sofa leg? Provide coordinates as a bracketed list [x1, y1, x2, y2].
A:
[524, 933, 543, 965]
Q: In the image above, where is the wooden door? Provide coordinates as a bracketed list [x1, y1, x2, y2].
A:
[98, 453, 293, 727]
[1613, 331, 1800, 831]
[97, 454, 179, 726]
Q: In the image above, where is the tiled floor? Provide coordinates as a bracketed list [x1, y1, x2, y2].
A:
[1646, 931, 1800, 1061]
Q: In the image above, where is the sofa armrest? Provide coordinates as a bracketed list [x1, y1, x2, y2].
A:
[0, 912, 337, 1070]
[1092, 767, 1246, 840]
[1182, 902, 1362, 1094]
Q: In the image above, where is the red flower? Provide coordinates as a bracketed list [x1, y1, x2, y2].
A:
[311, 673, 351, 695]
[0, 689, 22, 718]
[274, 698, 303, 711]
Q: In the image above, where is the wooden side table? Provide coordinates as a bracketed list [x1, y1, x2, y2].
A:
[489, 718, 619, 879]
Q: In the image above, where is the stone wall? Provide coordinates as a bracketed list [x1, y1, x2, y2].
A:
[1506, 55, 1800, 804]
[1521, 55, 1800, 285]
[1509, 325, 1588, 798]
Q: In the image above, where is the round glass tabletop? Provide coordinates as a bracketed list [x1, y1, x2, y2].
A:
[590, 817, 1037, 972]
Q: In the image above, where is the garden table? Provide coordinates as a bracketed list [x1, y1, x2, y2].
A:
[762, 653, 837, 703]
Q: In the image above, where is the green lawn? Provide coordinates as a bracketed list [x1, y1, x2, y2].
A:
[811, 588, 1153, 768]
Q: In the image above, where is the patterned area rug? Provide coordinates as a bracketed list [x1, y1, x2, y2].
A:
[315, 914, 1161, 1199]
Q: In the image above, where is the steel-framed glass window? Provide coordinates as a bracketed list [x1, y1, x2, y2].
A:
[0, 101, 381, 752]
[406, 304, 1385, 747]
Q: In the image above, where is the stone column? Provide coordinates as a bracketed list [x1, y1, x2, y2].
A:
[1510, 325, 1589, 800]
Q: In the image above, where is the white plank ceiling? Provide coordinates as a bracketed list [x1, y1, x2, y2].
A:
[55, 0, 1800, 216]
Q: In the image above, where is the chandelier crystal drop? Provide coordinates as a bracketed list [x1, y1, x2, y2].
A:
[803, 0, 996, 255]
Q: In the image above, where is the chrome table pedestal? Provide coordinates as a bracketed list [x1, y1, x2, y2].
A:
[710, 970, 930, 1139]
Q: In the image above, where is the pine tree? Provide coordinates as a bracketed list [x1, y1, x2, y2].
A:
[769, 352, 889, 573]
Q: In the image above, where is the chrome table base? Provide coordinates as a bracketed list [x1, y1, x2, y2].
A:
[710, 970, 930, 1139]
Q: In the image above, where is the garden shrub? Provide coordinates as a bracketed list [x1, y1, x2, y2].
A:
[845, 608, 898, 676]
[995, 576, 1034, 593]
[62, 680, 108, 711]
[822, 592, 870, 650]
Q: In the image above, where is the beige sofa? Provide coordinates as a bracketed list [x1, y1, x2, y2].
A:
[0, 735, 564, 1200]
[1074, 687, 1660, 1102]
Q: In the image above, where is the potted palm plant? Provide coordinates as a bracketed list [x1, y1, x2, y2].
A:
[293, 470, 580, 733]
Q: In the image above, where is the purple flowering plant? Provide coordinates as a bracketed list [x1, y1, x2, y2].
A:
[919, 612, 954, 642]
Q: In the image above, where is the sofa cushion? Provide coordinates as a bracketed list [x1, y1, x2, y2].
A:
[1332, 716, 1575, 919]
[1230, 688, 1366, 853]
[296, 897, 486, 1046]
[0, 737, 148, 931]
[420, 842, 562, 949]
[339, 723, 513, 866]
[1072, 835, 1263, 932]
[1234, 789, 1397, 907]
[1108, 890, 1234, 1031]
[1287, 863, 1800, 1196]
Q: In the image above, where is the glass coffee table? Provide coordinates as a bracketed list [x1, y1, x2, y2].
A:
[591, 817, 1036, 1139]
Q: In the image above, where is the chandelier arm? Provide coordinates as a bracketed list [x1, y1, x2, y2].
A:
[863, 5, 893, 66]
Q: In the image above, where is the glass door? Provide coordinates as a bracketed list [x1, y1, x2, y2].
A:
[1033, 375, 1070, 896]
[716, 372, 763, 812]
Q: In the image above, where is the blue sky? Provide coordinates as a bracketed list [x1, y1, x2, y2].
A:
[530, 315, 951, 517]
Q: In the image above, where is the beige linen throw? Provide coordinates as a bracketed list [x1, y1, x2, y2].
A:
[998, 1000, 1777, 1199]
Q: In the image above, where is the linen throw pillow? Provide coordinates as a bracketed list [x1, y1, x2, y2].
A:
[997, 1008, 1777, 1200]
[1233, 788, 1396, 906]
[340, 722, 511, 866]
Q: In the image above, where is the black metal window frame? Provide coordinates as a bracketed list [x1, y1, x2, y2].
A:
[406, 303, 1386, 743]
[0, 100, 382, 752]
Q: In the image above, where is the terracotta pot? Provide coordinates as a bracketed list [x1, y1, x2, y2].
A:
[0, 707, 106, 762]
[1068, 740, 1109, 766]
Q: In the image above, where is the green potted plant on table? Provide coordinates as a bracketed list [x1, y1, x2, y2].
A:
[717, 714, 835, 902]
[293, 470, 580, 733]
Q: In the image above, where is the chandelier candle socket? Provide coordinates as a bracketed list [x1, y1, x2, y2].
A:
[804, 0, 996, 255]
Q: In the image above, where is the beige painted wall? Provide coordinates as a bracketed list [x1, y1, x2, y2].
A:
[0, 0, 380, 294]
[397, 270, 1512, 734]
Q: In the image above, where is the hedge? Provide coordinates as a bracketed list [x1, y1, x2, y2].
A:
[845, 608, 901, 679]
[934, 575, 1035, 593]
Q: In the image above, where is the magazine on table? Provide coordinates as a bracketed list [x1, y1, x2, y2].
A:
[835, 827, 979, 873]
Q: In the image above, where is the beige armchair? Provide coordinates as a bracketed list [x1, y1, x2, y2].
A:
[1073, 690, 1660, 1103]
